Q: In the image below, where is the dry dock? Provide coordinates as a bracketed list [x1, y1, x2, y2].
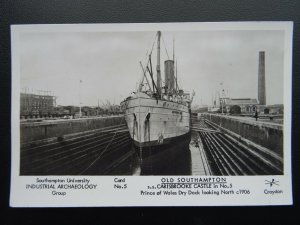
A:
[192, 114, 283, 175]
[20, 116, 132, 175]
[19, 114, 283, 176]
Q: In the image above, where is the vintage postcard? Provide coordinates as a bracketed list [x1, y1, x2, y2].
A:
[10, 22, 293, 206]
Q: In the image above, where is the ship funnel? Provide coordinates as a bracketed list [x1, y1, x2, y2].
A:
[164, 60, 175, 93]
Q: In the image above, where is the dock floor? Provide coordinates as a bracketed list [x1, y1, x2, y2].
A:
[189, 135, 211, 176]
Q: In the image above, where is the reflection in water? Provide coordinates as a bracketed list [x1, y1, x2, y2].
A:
[140, 146, 192, 175]
[108, 139, 202, 176]
[106, 147, 139, 175]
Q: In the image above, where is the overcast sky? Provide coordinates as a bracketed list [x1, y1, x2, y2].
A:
[19, 29, 284, 106]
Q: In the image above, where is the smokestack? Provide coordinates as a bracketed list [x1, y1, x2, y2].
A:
[258, 51, 266, 105]
[164, 60, 175, 93]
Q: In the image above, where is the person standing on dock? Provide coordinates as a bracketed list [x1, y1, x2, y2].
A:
[254, 110, 258, 121]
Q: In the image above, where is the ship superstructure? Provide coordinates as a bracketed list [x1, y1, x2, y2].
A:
[121, 31, 194, 163]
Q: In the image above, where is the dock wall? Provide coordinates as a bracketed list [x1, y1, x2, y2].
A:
[203, 114, 283, 156]
[21, 116, 126, 144]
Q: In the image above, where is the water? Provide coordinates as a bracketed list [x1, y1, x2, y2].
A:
[107, 132, 207, 176]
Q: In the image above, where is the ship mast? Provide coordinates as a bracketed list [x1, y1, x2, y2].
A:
[156, 31, 162, 96]
[173, 38, 178, 92]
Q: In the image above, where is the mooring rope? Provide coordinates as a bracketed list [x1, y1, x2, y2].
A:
[78, 117, 127, 175]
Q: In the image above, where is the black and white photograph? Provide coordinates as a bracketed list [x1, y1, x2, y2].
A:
[17, 25, 286, 176]
[10, 22, 293, 206]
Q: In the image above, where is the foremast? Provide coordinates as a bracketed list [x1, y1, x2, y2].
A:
[156, 31, 162, 96]
[135, 30, 194, 105]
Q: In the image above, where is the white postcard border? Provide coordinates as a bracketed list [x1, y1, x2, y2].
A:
[10, 22, 293, 207]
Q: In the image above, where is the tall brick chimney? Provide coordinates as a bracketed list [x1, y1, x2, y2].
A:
[258, 51, 266, 105]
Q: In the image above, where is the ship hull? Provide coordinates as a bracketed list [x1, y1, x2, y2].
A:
[121, 92, 191, 166]
[134, 132, 191, 170]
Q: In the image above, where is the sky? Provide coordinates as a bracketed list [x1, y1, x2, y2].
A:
[19, 28, 285, 107]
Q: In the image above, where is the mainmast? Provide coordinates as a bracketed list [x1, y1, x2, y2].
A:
[156, 31, 162, 95]
[173, 38, 178, 92]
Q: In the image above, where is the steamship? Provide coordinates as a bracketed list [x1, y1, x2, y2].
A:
[121, 31, 194, 166]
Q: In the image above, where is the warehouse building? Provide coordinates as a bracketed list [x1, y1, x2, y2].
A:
[20, 92, 56, 117]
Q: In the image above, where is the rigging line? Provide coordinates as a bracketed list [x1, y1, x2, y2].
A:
[161, 35, 170, 59]
[149, 32, 158, 56]
[140, 61, 152, 91]
[175, 59, 179, 90]
[139, 57, 151, 90]
[144, 32, 158, 64]
[79, 118, 125, 175]
[147, 55, 159, 95]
